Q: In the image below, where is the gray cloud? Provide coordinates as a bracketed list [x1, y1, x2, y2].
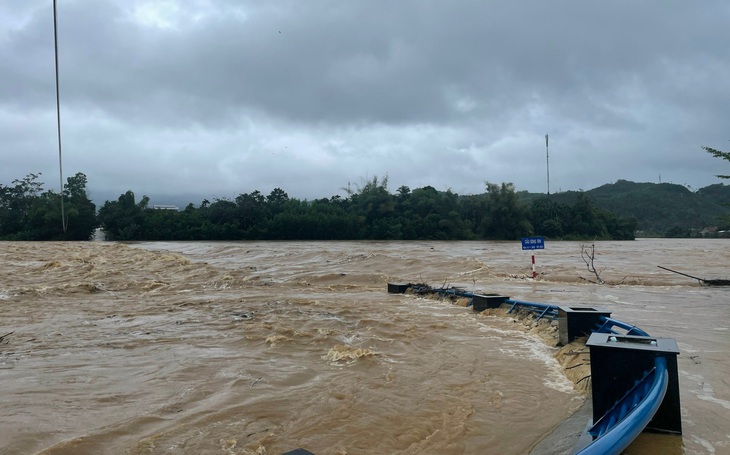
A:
[2, 0, 729, 204]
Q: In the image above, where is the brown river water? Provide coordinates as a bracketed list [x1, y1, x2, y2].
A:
[0, 239, 728, 454]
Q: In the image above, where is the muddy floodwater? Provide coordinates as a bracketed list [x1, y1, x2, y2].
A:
[1, 239, 728, 454]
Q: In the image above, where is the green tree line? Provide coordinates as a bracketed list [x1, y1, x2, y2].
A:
[0, 172, 97, 240]
[6, 144, 729, 241]
[1, 173, 637, 241]
[95, 176, 634, 241]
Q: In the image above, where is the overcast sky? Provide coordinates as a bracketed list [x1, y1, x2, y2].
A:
[2, 1, 729, 205]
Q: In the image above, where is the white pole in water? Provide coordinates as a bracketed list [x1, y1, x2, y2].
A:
[545, 134, 550, 197]
[532, 254, 536, 279]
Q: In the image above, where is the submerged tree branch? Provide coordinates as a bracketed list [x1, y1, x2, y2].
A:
[580, 242, 604, 284]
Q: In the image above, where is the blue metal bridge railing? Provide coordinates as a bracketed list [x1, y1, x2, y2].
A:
[575, 356, 669, 455]
[594, 316, 651, 337]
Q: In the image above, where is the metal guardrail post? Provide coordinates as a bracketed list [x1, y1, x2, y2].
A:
[586, 333, 682, 436]
[557, 306, 612, 346]
[471, 294, 510, 311]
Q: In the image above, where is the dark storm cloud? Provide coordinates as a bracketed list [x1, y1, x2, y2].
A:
[11, 0, 725, 126]
[1, 0, 730, 201]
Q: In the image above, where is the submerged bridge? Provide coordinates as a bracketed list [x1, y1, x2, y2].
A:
[387, 283, 682, 455]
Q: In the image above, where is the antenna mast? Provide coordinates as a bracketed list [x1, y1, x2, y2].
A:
[545, 134, 550, 196]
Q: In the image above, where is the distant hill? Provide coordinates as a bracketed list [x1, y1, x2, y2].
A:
[519, 180, 730, 235]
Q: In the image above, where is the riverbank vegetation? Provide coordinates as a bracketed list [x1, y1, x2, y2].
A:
[96, 178, 636, 241]
[2, 173, 637, 241]
[0, 173, 97, 241]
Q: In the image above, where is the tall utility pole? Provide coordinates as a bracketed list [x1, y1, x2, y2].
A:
[545, 134, 550, 197]
[53, 0, 67, 233]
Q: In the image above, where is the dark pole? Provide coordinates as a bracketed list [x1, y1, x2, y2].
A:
[53, 0, 67, 233]
[545, 134, 550, 197]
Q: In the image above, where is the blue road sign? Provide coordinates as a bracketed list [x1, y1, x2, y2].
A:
[521, 236, 545, 250]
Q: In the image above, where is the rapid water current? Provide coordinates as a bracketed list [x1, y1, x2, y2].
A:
[0, 239, 728, 454]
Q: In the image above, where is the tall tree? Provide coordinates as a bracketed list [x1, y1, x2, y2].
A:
[0, 173, 44, 237]
[61, 172, 98, 240]
[529, 197, 565, 238]
[0, 172, 96, 240]
[98, 191, 147, 240]
[703, 146, 730, 179]
[482, 182, 533, 240]
[703, 145, 730, 227]
[349, 175, 394, 238]
[566, 192, 606, 238]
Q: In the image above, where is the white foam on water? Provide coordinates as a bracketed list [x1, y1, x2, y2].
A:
[523, 335, 576, 394]
[497, 336, 575, 394]
[697, 394, 730, 410]
[690, 435, 716, 454]
[339, 333, 359, 345]
[681, 371, 730, 410]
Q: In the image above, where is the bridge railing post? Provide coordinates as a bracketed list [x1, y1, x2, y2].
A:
[557, 306, 611, 346]
[586, 332, 682, 435]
